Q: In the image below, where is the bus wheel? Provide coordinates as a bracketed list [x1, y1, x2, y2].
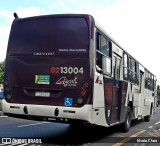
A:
[156, 101, 159, 107]
[144, 115, 151, 122]
[121, 106, 132, 133]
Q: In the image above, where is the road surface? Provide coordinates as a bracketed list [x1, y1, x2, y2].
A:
[0, 107, 160, 145]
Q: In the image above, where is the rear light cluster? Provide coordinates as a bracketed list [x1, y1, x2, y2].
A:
[4, 80, 12, 100]
[76, 82, 89, 105]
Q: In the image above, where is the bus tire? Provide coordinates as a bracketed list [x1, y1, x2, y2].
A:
[156, 101, 159, 107]
[144, 115, 151, 122]
[121, 106, 132, 133]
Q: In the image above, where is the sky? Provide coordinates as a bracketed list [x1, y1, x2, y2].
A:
[0, 0, 160, 80]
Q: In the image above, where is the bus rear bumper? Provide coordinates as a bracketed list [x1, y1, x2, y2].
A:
[2, 99, 92, 123]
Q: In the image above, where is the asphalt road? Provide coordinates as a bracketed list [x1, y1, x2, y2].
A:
[0, 107, 160, 146]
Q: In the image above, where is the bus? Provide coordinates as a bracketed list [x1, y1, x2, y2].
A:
[2, 13, 157, 132]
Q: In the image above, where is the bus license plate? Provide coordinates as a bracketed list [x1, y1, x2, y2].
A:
[35, 92, 50, 97]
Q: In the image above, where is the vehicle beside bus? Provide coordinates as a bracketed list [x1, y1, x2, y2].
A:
[0, 84, 3, 99]
[0, 84, 3, 113]
[2, 14, 157, 132]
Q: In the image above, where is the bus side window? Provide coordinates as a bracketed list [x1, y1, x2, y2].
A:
[96, 32, 101, 51]
[131, 58, 135, 83]
[102, 56, 112, 76]
[148, 72, 151, 90]
[123, 53, 128, 80]
[109, 42, 112, 58]
[151, 75, 154, 91]
[117, 59, 121, 80]
[100, 35, 109, 56]
[96, 31, 112, 58]
[96, 51, 102, 69]
[135, 62, 139, 85]
[145, 70, 148, 88]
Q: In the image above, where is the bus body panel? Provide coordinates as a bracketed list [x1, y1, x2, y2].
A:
[91, 71, 109, 127]
[6, 56, 91, 106]
[4, 14, 93, 108]
[2, 99, 92, 122]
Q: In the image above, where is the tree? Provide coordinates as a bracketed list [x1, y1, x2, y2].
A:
[0, 61, 5, 84]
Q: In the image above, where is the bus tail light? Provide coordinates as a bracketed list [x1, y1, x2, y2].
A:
[75, 81, 90, 106]
[80, 90, 86, 97]
[85, 15, 90, 21]
[82, 82, 89, 89]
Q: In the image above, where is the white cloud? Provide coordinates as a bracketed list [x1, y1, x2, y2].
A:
[0, 26, 10, 61]
[90, 0, 160, 79]
[0, 6, 42, 62]
[0, 10, 13, 25]
[0, 10, 12, 19]
[16, 6, 42, 18]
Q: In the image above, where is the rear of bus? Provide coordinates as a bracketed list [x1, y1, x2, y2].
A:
[2, 14, 94, 124]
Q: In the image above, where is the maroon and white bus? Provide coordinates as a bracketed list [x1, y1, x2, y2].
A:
[2, 14, 157, 132]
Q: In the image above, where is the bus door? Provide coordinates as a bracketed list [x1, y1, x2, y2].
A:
[111, 54, 121, 123]
[93, 51, 105, 108]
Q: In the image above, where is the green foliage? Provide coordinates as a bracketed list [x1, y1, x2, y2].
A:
[0, 61, 5, 84]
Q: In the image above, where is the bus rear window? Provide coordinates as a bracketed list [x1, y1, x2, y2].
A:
[7, 16, 89, 56]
